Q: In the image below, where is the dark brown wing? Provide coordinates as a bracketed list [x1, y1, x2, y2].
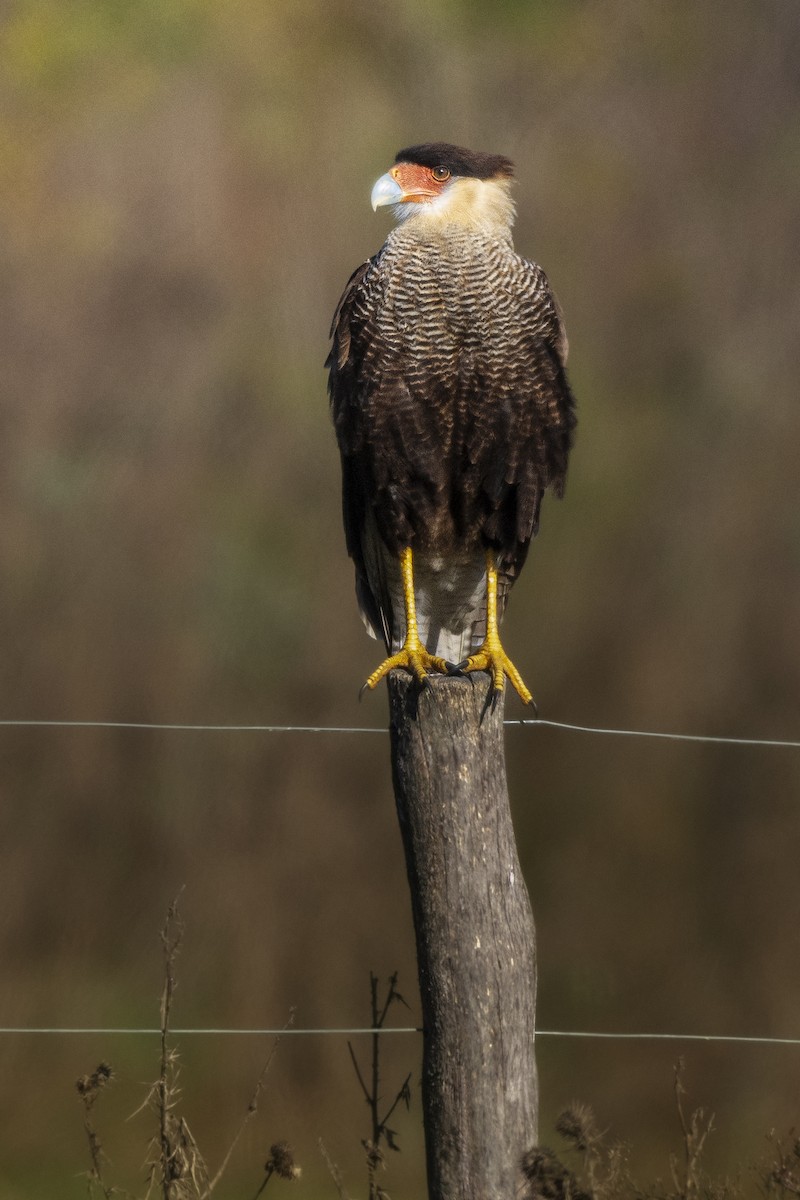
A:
[478, 260, 576, 618]
[327, 255, 390, 644]
[443, 258, 575, 611]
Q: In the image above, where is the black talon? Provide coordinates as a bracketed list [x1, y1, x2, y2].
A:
[479, 681, 498, 721]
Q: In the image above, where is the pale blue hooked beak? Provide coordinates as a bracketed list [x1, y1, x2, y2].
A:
[371, 172, 404, 211]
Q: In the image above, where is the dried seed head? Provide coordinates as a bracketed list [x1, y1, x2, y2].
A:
[519, 1148, 571, 1200]
[76, 1062, 114, 1098]
[555, 1103, 596, 1151]
[266, 1141, 301, 1181]
[519, 1146, 593, 1200]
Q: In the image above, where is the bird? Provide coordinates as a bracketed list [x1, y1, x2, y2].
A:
[327, 142, 576, 706]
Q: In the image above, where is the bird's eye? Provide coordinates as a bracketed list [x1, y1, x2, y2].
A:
[431, 166, 451, 182]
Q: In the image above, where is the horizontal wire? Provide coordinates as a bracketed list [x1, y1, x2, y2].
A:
[1, 1027, 798, 1046]
[0, 720, 386, 734]
[0, 717, 798, 749]
[521, 719, 800, 749]
[536, 1031, 800, 1046]
[1, 726, 792, 1048]
[0, 1026, 419, 1037]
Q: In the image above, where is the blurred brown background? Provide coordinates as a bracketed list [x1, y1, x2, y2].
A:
[1, 0, 799, 1195]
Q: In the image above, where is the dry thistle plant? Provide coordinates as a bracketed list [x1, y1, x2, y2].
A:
[758, 1130, 800, 1200]
[518, 1061, 799, 1200]
[519, 1144, 592, 1200]
[250, 1143, 302, 1199]
[76, 1062, 118, 1199]
[329, 971, 412, 1200]
[520, 1099, 629, 1200]
[667, 1057, 717, 1200]
[76, 895, 298, 1199]
[520, 1062, 747, 1200]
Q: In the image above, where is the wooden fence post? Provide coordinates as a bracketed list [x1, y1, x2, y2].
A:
[387, 670, 538, 1200]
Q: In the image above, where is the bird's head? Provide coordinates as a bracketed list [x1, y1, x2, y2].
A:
[371, 142, 516, 232]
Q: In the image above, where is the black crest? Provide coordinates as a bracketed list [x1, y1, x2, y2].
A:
[395, 142, 514, 181]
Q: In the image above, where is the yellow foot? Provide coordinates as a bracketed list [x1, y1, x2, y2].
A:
[457, 645, 535, 707]
[361, 646, 450, 694]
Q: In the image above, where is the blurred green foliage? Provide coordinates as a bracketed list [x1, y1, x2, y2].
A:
[1, 0, 799, 1195]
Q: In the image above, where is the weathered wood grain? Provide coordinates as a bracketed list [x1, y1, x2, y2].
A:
[388, 670, 537, 1200]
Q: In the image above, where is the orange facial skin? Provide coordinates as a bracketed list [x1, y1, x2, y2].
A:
[390, 162, 451, 203]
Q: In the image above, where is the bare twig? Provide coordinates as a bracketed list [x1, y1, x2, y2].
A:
[669, 1059, 714, 1200]
[380, 1073, 412, 1137]
[205, 1009, 297, 1196]
[138, 890, 211, 1200]
[347, 973, 414, 1200]
[319, 1138, 351, 1200]
[250, 1164, 274, 1200]
[347, 1039, 373, 1109]
[159, 892, 187, 1200]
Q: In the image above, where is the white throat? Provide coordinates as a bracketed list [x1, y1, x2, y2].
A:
[393, 177, 516, 237]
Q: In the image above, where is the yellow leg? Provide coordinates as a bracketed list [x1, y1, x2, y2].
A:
[458, 551, 534, 706]
[361, 546, 450, 693]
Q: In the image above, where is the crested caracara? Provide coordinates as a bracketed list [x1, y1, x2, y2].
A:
[327, 142, 576, 705]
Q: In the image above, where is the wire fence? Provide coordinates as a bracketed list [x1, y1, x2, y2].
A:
[1, 1027, 799, 1046]
[1, 716, 799, 749]
[2, 710, 798, 1050]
